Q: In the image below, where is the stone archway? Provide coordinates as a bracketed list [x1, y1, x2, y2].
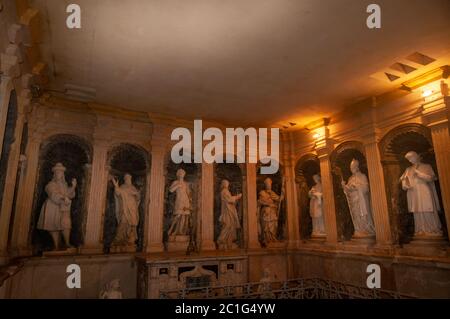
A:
[31, 134, 92, 254]
[330, 141, 368, 241]
[256, 160, 286, 246]
[294, 154, 320, 239]
[0, 90, 18, 214]
[214, 162, 244, 249]
[104, 143, 150, 253]
[379, 123, 446, 244]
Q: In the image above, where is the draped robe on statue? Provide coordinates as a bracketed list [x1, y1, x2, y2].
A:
[309, 183, 325, 236]
[37, 180, 75, 231]
[114, 184, 140, 245]
[217, 188, 241, 248]
[343, 172, 375, 236]
[400, 163, 442, 236]
[258, 189, 281, 243]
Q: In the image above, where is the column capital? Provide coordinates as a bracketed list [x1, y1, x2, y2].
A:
[315, 138, 334, 158]
[422, 97, 448, 128]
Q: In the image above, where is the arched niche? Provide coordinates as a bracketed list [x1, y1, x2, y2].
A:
[330, 141, 368, 241]
[256, 159, 286, 246]
[31, 134, 92, 254]
[214, 161, 244, 249]
[103, 143, 150, 253]
[164, 160, 201, 251]
[0, 90, 18, 212]
[379, 124, 447, 244]
[294, 154, 320, 239]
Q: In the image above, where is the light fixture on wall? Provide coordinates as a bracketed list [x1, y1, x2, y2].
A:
[313, 133, 321, 140]
[421, 89, 433, 98]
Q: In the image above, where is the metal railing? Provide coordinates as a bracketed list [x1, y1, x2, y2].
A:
[160, 278, 415, 299]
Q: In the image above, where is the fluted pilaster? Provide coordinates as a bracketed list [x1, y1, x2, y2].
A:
[364, 138, 392, 245]
[82, 140, 109, 253]
[200, 162, 215, 250]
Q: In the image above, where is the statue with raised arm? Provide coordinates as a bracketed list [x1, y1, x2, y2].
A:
[112, 173, 140, 246]
[341, 159, 375, 238]
[217, 179, 242, 250]
[37, 163, 77, 250]
[400, 151, 443, 237]
[168, 168, 192, 237]
[309, 174, 326, 237]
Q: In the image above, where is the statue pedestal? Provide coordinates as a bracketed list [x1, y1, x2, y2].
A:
[110, 245, 137, 253]
[265, 241, 286, 249]
[167, 235, 190, 252]
[310, 234, 326, 242]
[218, 243, 239, 250]
[43, 247, 78, 257]
[401, 235, 449, 257]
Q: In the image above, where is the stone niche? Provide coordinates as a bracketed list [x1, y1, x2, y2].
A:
[256, 162, 286, 246]
[163, 161, 201, 252]
[294, 154, 320, 240]
[31, 134, 92, 254]
[137, 255, 248, 298]
[330, 141, 369, 241]
[214, 162, 244, 249]
[0, 90, 17, 212]
[103, 143, 150, 253]
[379, 124, 447, 245]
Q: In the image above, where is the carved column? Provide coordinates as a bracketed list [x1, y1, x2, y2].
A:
[0, 87, 30, 264]
[283, 140, 300, 248]
[315, 136, 338, 244]
[10, 132, 41, 256]
[146, 143, 166, 253]
[200, 162, 216, 250]
[422, 96, 450, 240]
[245, 162, 260, 249]
[82, 139, 109, 254]
[363, 132, 393, 245]
[0, 78, 15, 159]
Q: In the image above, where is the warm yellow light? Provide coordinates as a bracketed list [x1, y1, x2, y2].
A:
[313, 133, 321, 139]
[421, 89, 433, 98]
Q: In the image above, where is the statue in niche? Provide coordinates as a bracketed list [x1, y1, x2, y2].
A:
[308, 174, 326, 237]
[168, 168, 192, 238]
[340, 159, 375, 238]
[217, 179, 242, 250]
[112, 173, 140, 247]
[37, 163, 77, 250]
[99, 279, 123, 299]
[400, 151, 443, 237]
[258, 178, 283, 245]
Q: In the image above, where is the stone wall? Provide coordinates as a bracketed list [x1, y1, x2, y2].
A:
[6, 254, 137, 299]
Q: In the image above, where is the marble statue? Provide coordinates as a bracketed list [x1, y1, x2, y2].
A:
[112, 173, 140, 246]
[400, 151, 443, 237]
[168, 168, 192, 237]
[217, 179, 242, 250]
[37, 163, 77, 250]
[99, 279, 123, 299]
[258, 178, 283, 245]
[341, 159, 375, 237]
[308, 174, 326, 237]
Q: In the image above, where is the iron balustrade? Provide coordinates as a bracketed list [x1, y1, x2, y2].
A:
[159, 278, 415, 299]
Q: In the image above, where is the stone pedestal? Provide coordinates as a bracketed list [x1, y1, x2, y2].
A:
[110, 245, 137, 254]
[42, 247, 78, 257]
[137, 253, 248, 299]
[401, 236, 448, 257]
[265, 241, 287, 249]
[167, 235, 190, 252]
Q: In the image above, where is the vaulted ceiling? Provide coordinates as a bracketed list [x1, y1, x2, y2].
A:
[34, 0, 450, 126]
